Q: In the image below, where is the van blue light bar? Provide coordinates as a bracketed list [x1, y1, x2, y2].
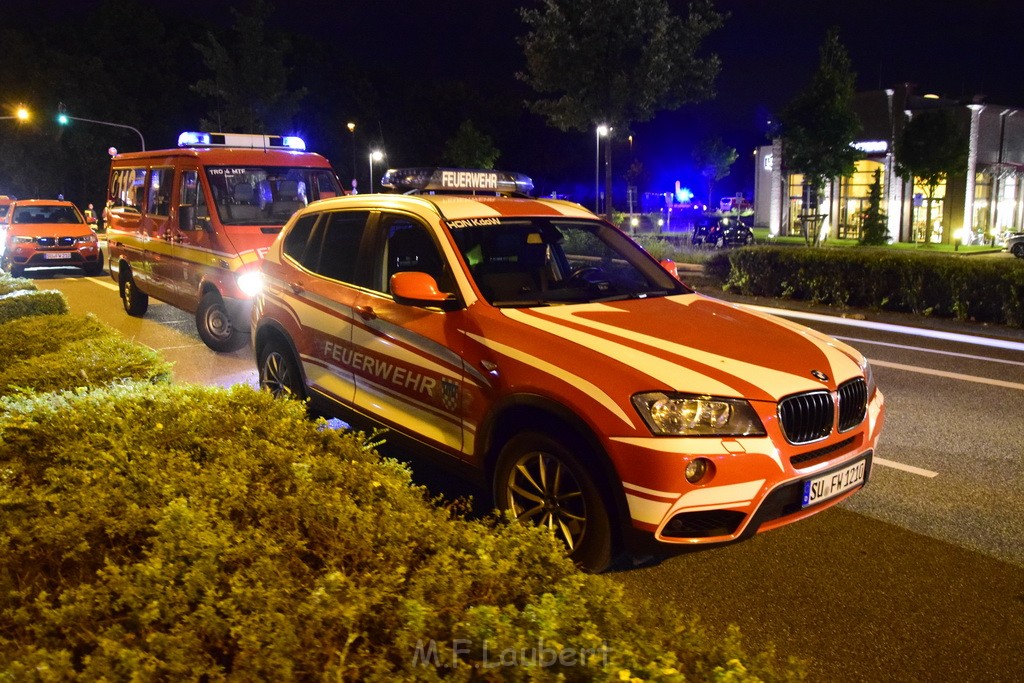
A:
[177, 132, 306, 151]
[381, 167, 534, 196]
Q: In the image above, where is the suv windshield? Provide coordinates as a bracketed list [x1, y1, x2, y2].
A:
[12, 205, 84, 224]
[450, 218, 688, 306]
[206, 166, 342, 226]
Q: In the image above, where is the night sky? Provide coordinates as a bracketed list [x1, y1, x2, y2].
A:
[7, 0, 1024, 201]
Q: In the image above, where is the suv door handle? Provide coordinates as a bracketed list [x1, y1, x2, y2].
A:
[355, 305, 376, 321]
[289, 282, 304, 294]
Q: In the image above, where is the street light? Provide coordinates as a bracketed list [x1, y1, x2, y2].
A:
[55, 102, 146, 151]
[595, 124, 609, 212]
[347, 122, 357, 193]
[368, 149, 383, 193]
[1, 105, 30, 122]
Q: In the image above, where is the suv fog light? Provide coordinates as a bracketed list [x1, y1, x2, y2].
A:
[685, 457, 712, 484]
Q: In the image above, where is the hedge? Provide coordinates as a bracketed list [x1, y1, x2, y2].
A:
[720, 246, 1024, 327]
[0, 288, 69, 324]
[0, 384, 804, 681]
[0, 313, 172, 397]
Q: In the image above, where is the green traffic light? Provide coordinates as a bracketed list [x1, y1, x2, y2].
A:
[57, 113, 69, 125]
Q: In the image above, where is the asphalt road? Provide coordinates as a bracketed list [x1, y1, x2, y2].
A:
[20, 262, 1024, 682]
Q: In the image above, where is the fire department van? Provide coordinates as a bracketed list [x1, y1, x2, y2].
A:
[252, 168, 885, 571]
[105, 132, 343, 351]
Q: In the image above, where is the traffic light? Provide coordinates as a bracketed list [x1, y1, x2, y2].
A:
[57, 102, 69, 125]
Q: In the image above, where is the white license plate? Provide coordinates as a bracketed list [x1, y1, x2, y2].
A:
[802, 458, 866, 507]
[44, 252, 73, 260]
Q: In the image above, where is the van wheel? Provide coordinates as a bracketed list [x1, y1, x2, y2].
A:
[197, 292, 247, 352]
[493, 432, 615, 572]
[120, 268, 148, 316]
[258, 337, 305, 399]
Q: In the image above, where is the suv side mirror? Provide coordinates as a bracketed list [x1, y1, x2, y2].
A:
[390, 271, 461, 311]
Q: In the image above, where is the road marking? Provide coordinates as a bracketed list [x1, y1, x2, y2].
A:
[874, 457, 938, 478]
[836, 335, 1024, 368]
[746, 304, 1024, 352]
[869, 359, 1024, 391]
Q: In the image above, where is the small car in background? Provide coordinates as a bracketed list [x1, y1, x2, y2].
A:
[1006, 232, 1024, 258]
[705, 216, 755, 248]
[691, 216, 754, 248]
[1, 199, 103, 277]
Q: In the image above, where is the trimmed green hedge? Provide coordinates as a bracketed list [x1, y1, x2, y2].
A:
[0, 314, 172, 397]
[0, 288, 69, 324]
[720, 247, 1024, 327]
[0, 384, 803, 680]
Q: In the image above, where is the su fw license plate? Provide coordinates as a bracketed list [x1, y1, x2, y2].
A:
[802, 458, 867, 508]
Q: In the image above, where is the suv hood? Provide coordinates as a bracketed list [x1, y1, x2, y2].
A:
[497, 293, 864, 402]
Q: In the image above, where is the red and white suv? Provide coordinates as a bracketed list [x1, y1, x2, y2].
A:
[252, 168, 885, 571]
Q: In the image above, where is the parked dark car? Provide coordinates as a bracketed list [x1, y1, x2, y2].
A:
[691, 216, 754, 248]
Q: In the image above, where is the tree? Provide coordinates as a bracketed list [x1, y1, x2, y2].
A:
[442, 120, 500, 169]
[692, 136, 737, 208]
[518, 0, 724, 219]
[858, 168, 889, 245]
[895, 108, 969, 245]
[778, 27, 862, 246]
[192, 0, 306, 133]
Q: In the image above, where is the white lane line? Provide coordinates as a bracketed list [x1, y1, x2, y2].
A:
[836, 335, 1024, 367]
[869, 359, 1024, 391]
[874, 457, 939, 478]
[745, 304, 1024, 352]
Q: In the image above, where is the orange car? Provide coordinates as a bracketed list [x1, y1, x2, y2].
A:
[1, 199, 102, 277]
[252, 167, 886, 571]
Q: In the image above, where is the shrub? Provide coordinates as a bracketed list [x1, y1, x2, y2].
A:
[0, 288, 68, 324]
[0, 384, 803, 681]
[0, 313, 172, 396]
[722, 247, 1024, 327]
[0, 273, 37, 296]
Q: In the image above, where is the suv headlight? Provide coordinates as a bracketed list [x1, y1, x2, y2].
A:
[76, 233, 98, 244]
[863, 358, 877, 400]
[12, 235, 34, 244]
[632, 392, 766, 437]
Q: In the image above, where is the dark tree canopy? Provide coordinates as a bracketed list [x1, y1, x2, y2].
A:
[779, 27, 862, 194]
[442, 120, 500, 169]
[517, 0, 724, 133]
[895, 107, 969, 243]
[693, 136, 738, 206]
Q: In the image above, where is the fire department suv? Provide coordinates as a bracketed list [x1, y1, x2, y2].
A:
[252, 168, 885, 571]
[105, 132, 343, 351]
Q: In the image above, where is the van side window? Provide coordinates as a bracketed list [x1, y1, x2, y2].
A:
[148, 168, 174, 216]
[110, 167, 147, 211]
[180, 171, 210, 223]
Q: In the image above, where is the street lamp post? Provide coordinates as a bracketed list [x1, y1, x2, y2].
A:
[368, 150, 383, 193]
[347, 122, 357, 193]
[595, 124, 608, 213]
[56, 103, 145, 150]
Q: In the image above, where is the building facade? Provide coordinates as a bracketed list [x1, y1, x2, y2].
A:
[754, 84, 1024, 244]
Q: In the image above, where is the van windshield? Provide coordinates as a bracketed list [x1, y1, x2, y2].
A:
[205, 166, 342, 226]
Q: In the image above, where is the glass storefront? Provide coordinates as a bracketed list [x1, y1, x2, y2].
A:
[911, 179, 947, 243]
[838, 160, 885, 240]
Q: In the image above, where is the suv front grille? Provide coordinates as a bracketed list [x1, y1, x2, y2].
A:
[838, 378, 868, 431]
[779, 390, 833, 444]
[37, 237, 76, 247]
[779, 379, 869, 444]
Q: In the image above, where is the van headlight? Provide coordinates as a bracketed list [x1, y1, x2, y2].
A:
[632, 392, 766, 436]
[236, 270, 264, 297]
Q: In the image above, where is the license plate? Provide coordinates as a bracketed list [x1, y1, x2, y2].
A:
[802, 458, 867, 507]
[44, 252, 72, 260]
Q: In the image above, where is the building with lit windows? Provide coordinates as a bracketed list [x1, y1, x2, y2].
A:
[754, 84, 1024, 245]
